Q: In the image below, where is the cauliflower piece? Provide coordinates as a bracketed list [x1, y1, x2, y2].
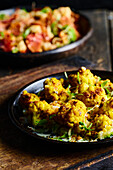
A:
[68, 67, 99, 93]
[56, 99, 86, 127]
[44, 77, 69, 102]
[76, 85, 107, 107]
[94, 114, 112, 131]
[30, 25, 42, 34]
[99, 97, 113, 119]
[96, 79, 113, 94]
[19, 90, 40, 108]
[26, 100, 62, 126]
[58, 7, 72, 18]
[46, 26, 54, 39]
[93, 114, 113, 139]
[17, 40, 27, 53]
[42, 42, 56, 51]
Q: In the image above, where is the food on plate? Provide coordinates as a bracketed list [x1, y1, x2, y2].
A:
[0, 6, 81, 53]
[19, 67, 113, 142]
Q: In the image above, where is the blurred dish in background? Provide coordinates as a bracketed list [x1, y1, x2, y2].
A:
[0, 6, 82, 53]
[0, 6, 93, 66]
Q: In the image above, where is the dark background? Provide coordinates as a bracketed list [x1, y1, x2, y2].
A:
[0, 0, 113, 10]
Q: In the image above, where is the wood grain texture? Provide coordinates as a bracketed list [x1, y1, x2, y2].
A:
[0, 10, 112, 169]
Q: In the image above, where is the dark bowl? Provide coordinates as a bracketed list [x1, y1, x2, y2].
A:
[8, 70, 113, 145]
[0, 6, 93, 67]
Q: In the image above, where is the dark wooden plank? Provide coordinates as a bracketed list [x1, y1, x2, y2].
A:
[77, 10, 111, 71]
[0, 10, 112, 169]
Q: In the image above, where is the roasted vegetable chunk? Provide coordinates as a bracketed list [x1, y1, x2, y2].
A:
[19, 90, 40, 108]
[56, 99, 86, 127]
[68, 67, 99, 93]
[76, 85, 107, 107]
[99, 97, 113, 119]
[44, 77, 69, 102]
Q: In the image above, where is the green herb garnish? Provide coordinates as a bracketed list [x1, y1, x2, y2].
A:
[64, 25, 77, 42]
[0, 31, 4, 38]
[77, 72, 81, 84]
[22, 8, 28, 12]
[12, 47, 19, 53]
[41, 7, 51, 13]
[101, 81, 108, 88]
[23, 28, 31, 39]
[51, 21, 58, 35]
[0, 14, 6, 20]
[36, 119, 48, 126]
[79, 122, 94, 131]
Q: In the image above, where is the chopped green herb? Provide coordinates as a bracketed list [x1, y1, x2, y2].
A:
[36, 119, 48, 126]
[23, 28, 31, 39]
[101, 81, 108, 88]
[0, 13, 6, 20]
[12, 47, 19, 53]
[0, 31, 4, 38]
[22, 8, 28, 12]
[77, 72, 81, 84]
[64, 25, 77, 42]
[105, 87, 110, 94]
[41, 7, 51, 13]
[98, 76, 101, 81]
[51, 21, 58, 35]
[79, 122, 94, 131]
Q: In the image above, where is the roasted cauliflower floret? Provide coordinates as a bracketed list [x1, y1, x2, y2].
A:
[76, 85, 107, 107]
[68, 67, 99, 93]
[19, 90, 40, 108]
[96, 79, 113, 94]
[56, 99, 86, 127]
[94, 114, 112, 131]
[99, 97, 113, 119]
[24, 100, 62, 126]
[44, 77, 69, 102]
[93, 114, 113, 139]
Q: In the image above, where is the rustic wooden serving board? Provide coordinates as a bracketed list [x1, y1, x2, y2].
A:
[0, 10, 113, 169]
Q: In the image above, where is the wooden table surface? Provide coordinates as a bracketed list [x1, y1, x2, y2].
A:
[0, 10, 113, 169]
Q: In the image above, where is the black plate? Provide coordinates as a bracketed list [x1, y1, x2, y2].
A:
[8, 70, 113, 145]
[0, 6, 93, 67]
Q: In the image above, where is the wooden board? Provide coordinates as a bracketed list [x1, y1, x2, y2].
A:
[0, 10, 113, 169]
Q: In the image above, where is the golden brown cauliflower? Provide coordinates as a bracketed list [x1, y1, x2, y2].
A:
[96, 79, 113, 94]
[68, 67, 99, 92]
[99, 97, 113, 119]
[24, 100, 62, 126]
[19, 90, 40, 108]
[93, 114, 112, 131]
[44, 77, 69, 102]
[56, 99, 86, 127]
[76, 85, 107, 107]
[93, 114, 113, 139]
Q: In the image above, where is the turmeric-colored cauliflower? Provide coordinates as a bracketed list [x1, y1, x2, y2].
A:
[93, 114, 113, 139]
[96, 79, 113, 94]
[76, 85, 107, 107]
[19, 90, 40, 108]
[44, 77, 69, 102]
[56, 99, 86, 127]
[99, 97, 113, 119]
[68, 67, 99, 93]
[24, 100, 62, 126]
